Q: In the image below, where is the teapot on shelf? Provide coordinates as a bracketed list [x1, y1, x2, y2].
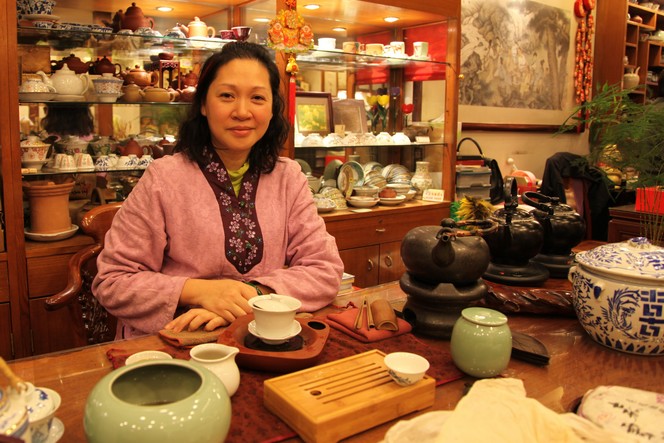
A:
[19, 77, 56, 93]
[121, 65, 159, 87]
[117, 137, 151, 158]
[178, 17, 216, 38]
[90, 56, 122, 76]
[37, 65, 89, 96]
[50, 54, 92, 74]
[114, 2, 155, 31]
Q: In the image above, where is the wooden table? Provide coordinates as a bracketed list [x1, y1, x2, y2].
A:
[7, 281, 664, 443]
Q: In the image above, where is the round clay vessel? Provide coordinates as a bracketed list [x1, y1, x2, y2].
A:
[23, 181, 75, 234]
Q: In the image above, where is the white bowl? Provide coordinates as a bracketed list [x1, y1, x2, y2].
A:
[347, 196, 379, 208]
[386, 183, 412, 196]
[353, 185, 379, 197]
[570, 238, 664, 355]
[125, 350, 173, 365]
[384, 352, 429, 386]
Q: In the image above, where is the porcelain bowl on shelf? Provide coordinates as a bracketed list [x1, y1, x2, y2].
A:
[569, 237, 664, 355]
[346, 196, 379, 208]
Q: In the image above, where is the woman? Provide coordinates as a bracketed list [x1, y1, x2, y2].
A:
[92, 42, 344, 339]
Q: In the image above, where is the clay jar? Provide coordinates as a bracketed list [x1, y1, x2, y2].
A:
[23, 180, 75, 234]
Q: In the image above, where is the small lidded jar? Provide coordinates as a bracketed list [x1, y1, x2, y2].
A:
[450, 307, 512, 378]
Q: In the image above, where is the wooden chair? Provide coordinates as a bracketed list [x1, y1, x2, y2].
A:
[45, 202, 123, 347]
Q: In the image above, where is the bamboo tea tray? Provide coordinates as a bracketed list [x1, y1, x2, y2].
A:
[264, 349, 435, 443]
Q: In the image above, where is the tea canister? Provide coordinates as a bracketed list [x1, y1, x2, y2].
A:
[569, 237, 664, 355]
[450, 307, 512, 378]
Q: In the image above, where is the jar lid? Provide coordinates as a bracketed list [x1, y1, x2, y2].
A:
[575, 237, 664, 282]
[461, 307, 508, 326]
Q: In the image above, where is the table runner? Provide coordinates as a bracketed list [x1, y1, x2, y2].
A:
[107, 318, 463, 443]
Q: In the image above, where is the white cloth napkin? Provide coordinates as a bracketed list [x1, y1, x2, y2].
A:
[383, 378, 637, 443]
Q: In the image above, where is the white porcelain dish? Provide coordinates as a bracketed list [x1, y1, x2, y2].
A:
[247, 319, 302, 345]
[347, 196, 379, 208]
[379, 195, 406, 206]
[337, 161, 365, 196]
[53, 94, 85, 102]
[19, 92, 56, 102]
[125, 350, 173, 366]
[24, 224, 78, 242]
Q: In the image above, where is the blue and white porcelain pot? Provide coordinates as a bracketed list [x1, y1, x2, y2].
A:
[569, 237, 664, 355]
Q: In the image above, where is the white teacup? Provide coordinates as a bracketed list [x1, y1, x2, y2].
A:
[137, 154, 154, 169]
[318, 37, 336, 50]
[342, 41, 360, 53]
[56, 154, 76, 171]
[390, 41, 405, 56]
[94, 155, 111, 171]
[117, 155, 138, 170]
[77, 153, 95, 171]
[365, 43, 384, 56]
[413, 41, 429, 58]
[249, 294, 301, 338]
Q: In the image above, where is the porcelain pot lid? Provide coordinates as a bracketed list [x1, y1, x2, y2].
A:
[575, 237, 664, 283]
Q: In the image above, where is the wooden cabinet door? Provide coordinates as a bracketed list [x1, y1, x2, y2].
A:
[29, 298, 81, 355]
[378, 240, 406, 284]
[0, 304, 12, 359]
[338, 245, 380, 288]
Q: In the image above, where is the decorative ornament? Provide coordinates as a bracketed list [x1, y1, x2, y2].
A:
[267, 0, 314, 124]
[573, 0, 594, 108]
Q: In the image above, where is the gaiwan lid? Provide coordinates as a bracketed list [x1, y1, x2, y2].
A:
[575, 237, 664, 283]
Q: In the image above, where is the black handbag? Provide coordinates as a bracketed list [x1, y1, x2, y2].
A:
[456, 137, 504, 204]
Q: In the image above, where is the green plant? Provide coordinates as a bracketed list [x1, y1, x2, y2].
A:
[559, 83, 663, 244]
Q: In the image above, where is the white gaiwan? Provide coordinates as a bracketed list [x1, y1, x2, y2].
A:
[569, 237, 664, 355]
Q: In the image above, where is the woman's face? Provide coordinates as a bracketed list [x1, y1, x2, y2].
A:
[201, 58, 273, 163]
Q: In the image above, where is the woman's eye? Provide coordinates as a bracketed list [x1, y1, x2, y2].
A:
[252, 95, 267, 102]
[219, 92, 234, 99]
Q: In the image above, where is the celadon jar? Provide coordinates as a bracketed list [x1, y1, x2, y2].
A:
[84, 359, 231, 443]
[450, 307, 512, 378]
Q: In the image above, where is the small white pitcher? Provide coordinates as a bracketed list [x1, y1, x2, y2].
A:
[190, 343, 241, 396]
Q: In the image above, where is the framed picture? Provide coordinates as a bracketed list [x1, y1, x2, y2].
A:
[295, 92, 333, 135]
[458, 0, 576, 131]
[332, 99, 368, 134]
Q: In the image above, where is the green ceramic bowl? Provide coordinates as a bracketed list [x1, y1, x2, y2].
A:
[84, 359, 231, 443]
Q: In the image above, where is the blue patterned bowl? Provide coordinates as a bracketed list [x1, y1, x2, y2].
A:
[569, 237, 664, 355]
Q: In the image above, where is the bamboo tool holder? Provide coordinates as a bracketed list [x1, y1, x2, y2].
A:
[264, 350, 435, 443]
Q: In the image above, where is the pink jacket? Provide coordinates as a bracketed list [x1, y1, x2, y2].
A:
[92, 154, 343, 338]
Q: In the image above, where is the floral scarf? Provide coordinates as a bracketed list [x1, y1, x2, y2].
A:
[199, 147, 263, 273]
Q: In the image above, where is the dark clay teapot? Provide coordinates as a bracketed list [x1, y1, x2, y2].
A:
[483, 179, 544, 267]
[51, 54, 92, 74]
[400, 218, 498, 286]
[116, 2, 155, 31]
[522, 191, 586, 256]
[121, 65, 159, 87]
[91, 56, 122, 76]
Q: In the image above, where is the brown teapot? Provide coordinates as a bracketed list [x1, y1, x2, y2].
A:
[121, 65, 159, 87]
[91, 56, 122, 76]
[117, 138, 149, 157]
[177, 85, 196, 102]
[178, 17, 216, 38]
[51, 54, 92, 75]
[116, 2, 155, 31]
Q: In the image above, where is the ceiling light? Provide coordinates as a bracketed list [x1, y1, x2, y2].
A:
[156, 6, 173, 12]
[254, 18, 270, 23]
[332, 27, 346, 32]
[384, 16, 399, 23]
[304, 4, 320, 10]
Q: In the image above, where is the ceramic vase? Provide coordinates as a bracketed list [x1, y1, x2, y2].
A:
[22, 181, 75, 234]
[410, 161, 433, 199]
[450, 307, 512, 378]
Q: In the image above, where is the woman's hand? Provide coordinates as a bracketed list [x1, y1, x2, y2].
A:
[164, 308, 228, 332]
[179, 278, 257, 323]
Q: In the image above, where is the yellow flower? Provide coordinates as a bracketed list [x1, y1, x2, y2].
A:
[367, 95, 379, 106]
[378, 95, 390, 107]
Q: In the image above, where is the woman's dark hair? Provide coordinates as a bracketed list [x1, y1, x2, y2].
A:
[174, 42, 289, 173]
[42, 104, 94, 137]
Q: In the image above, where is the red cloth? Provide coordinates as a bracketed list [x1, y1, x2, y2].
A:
[106, 317, 463, 443]
[326, 307, 412, 342]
